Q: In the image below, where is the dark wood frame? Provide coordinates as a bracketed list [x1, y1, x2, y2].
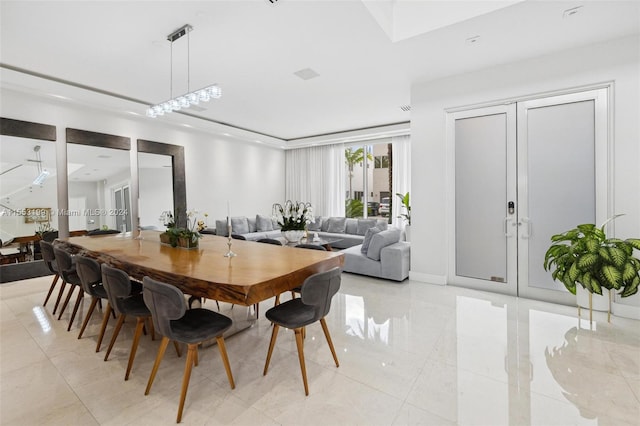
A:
[1, 117, 56, 141]
[66, 128, 130, 150]
[137, 139, 187, 228]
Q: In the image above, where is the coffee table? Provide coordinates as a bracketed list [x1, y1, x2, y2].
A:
[283, 237, 343, 251]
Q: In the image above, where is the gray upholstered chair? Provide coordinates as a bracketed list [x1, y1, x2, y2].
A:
[142, 276, 235, 423]
[75, 256, 113, 349]
[53, 247, 84, 331]
[39, 241, 61, 311]
[101, 264, 154, 380]
[263, 267, 341, 395]
[256, 238, 282, 246]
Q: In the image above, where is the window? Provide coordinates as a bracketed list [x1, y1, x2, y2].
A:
[345, 142, 392, 219]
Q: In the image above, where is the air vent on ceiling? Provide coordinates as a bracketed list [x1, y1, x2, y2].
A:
[294, 68, 320, 80]
[563, 6, 583, 18]
[400, 105, 411, 112]
[465, 35, 480, 45]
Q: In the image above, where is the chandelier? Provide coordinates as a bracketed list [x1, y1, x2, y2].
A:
[146, 24, 221, 118]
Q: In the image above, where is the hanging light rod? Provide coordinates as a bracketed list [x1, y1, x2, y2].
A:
[147, 24, 222, 118]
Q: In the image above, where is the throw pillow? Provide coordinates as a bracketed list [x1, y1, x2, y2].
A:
[326, 217, 347, 233]
[256, 214, 274, 231]
[356, 219, 377, 236]
[375, 219, 388, 231]
[307, 216, 322, 231]
[215, 220, 228, 237]
[345, 219, 358, 235]
[361, 226, 381, 254]
[366, 228, 401, 261]
[230, 216, 249, 235]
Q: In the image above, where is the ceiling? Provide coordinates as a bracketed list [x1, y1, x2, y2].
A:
[1, 1, 638, 142]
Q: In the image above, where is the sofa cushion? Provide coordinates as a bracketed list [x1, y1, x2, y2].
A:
[307, 216, 322, 232]
[248, 217, 257, 233]
[215, 220, 229, 237]
[345, 218, 358, 235]
[326, 217, 346, 233]
[231, 216, 249, 235]
[272, 218, 281, 230]
[361, 226, 381, 254]
[375, 219, 388, 231]
[356, 219, 377, 236]
[366, 228, 401, 261]
[320, 217, 330, 232]
[256, 214, 274, 231]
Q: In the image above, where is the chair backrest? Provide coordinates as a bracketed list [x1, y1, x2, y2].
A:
[39, 240, 58, 273]
[75, 256, 102, 296]
[101, 264, 133, 315]
[256, 238, 282, 246]
[300, 267, 341, 320]
[142, 276, 186, 339]
[42, 231, 59, 243]
[295, 243, 327, 251]
[87, 229, 121, 236]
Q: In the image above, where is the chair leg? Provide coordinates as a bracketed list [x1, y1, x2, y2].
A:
[145, 336, 170, 395]
[294, 328, 309, 396]
[52, 280, 67, 315]
[177, 343, 197, 423]
[173, 341, 182, 357]
[104, 314, 126, 361]
[67, 289, 85, 331]
[124, 317, 146, 380]
[77, 296, 99, 339]
[42, 274, 59, 307]
[57, 283, 76, 320]
[263, 323, 280, 376]
[320, 318, 339, 368]
[216, 336, 235, 390]
[194, 346, 199, 367]
[95, 303, 112, 352]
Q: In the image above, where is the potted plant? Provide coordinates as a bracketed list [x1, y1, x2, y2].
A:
[543, 215, 640, 316]
[159, 209, 204, 248]
[272, 200, 314, 243]
[396, 192, 411, 241]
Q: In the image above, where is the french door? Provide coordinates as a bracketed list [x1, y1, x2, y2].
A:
[448, 88, 609, 305]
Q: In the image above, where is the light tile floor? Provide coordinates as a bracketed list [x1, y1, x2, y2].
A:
[1, 273, 639, 425]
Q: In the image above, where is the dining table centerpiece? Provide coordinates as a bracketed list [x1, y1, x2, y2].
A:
[159, 209, 206, 249]
[272, 200, 314, 243]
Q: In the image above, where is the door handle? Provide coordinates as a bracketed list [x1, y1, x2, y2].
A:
[504, 217, 514, 237]
[520, 217, 531, 239]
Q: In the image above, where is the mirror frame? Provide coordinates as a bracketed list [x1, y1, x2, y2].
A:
[137, 139, 187, 228]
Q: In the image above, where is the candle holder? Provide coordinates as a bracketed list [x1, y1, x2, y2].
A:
[223, 234, 236, 257]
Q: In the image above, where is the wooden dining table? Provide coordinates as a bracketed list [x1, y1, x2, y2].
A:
[55, 230, 344, 307]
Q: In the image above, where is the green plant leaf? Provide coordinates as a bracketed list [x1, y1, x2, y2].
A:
[601, 265, 621, 289]
[577, 224, 596, 233]
[585, 238, 599, 254]
[622, 262, 638, 282]
[568, 261, 580, 282]
[608, 247, 627, 268]
[626, 238, 640, 251]
[621, 276, 639, 297]
[577, 253, 598, 270]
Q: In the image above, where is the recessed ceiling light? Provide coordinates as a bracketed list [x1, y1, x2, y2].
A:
[563, 6, 583, 18]
[294, 68, 320, 81]
[50, 94, 70, 100]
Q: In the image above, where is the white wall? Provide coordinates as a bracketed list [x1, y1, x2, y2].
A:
[410, 36, 639, 309]
[0, 89, 286, 233]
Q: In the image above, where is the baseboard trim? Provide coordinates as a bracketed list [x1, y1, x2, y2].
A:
[611, 301, 640, 320]
[409, 271, 447, 285]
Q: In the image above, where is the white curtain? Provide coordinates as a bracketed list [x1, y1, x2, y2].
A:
[285, 144, 345, 216]
[391, 135, 411, 228]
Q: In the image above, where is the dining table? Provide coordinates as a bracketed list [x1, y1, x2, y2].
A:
[55, 230, 344, 307]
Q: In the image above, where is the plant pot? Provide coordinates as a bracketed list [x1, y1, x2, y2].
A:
[282, 230, 305, 243]
[576, 285, 609, 312]
[177, 236, 199, 249]
[159, 232, 172, 245]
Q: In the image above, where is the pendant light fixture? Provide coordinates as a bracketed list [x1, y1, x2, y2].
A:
[146, 24, 221, 118]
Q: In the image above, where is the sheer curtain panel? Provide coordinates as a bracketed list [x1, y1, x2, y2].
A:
[285, 144, 345, 217]
[391, 135, 411, 228]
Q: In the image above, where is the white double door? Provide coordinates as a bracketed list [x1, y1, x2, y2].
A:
[448, 88, 609, 304]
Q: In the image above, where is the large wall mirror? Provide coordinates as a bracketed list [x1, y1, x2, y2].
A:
[138, 139, 186, 229]
[66, 128, 131, 233]
[0, 117, 56, 269]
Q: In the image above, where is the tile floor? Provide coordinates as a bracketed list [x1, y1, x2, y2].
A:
[1, 273, 639, 425]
